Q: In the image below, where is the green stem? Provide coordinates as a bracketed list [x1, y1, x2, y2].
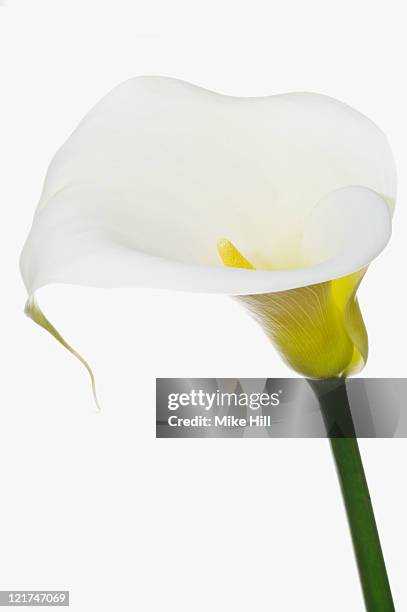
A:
[308, 378, 395, 612]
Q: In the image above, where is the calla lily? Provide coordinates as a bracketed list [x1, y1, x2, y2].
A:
[20, 77, 398, 611]
[20, 77, 396, 386]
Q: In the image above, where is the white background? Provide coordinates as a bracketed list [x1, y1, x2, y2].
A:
[1, 1, 406, 610]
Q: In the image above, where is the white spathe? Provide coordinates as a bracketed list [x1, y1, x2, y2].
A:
[20, 77, 396, 296]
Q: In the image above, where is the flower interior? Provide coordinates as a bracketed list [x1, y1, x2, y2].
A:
[217, 238, 368, 378]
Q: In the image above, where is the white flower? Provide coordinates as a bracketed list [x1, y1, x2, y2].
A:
[20, 77, 396, 394]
